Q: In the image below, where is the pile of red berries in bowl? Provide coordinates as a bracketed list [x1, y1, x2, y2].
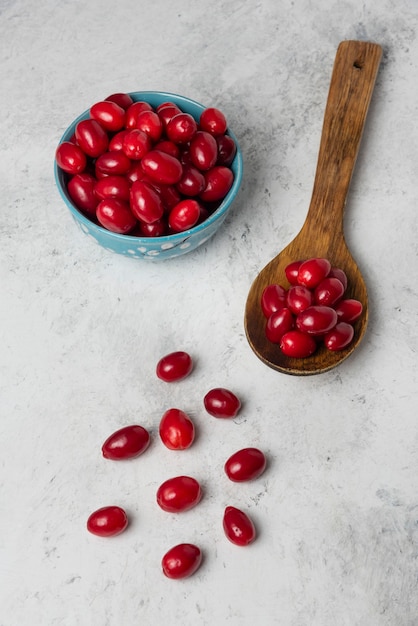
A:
[262, 257, 363, 357]
[54, 91, 243, 260]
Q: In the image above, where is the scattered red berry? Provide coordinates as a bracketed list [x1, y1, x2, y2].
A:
[223, 506, 256, 546]
[156, 350, 193, 382]
[224, 447, 266, 482]
[162, 543, 202, 579]
[159, 408, 195, 450]
[203, 388, 241, 419]
[87, 506, 128, 537]
[156, 476, 202, 513]
[102, 424, 150, 460]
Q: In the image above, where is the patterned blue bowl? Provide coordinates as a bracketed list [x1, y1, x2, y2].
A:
[54, 91, 243, 260]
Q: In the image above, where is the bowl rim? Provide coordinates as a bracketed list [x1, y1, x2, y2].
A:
[54, 90, 244, 245]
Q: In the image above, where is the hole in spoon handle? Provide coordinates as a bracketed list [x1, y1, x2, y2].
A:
[305, 40, 382, 239]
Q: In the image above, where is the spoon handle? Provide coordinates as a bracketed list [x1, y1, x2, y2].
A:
[304, 40, 382, 240]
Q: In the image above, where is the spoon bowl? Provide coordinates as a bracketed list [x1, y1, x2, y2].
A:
[245, 41, 382, 375]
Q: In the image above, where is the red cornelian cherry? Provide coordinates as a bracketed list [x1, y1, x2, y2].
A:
[265, 307, 294, 343]
[203, 388, 241, 419]
[168, 199, 201, 232]
[166, 112, 198, 144]
[199, 107, 228, 136]
[156, 475, 202, 513]
[314, 277, 345, 306]
[105, 92, 134, 110]
[285, 260, 304, 285]
[162, 543, 202, 579]
[280, 330, 317, 358]
[296, 305, 338, 336]
[262, 257, 362, 357]
[223, 506, 256, 546]
[324, 322, 355, 351]
[328, 266, 348, 290]
[224, 447, 266, 482]
[297, 257, 331, 288]
[90, 100, 126, 132]
[87, 506, 128, 537]
[159, 408, 195, 450]
[124, 101, 153, 128]
[334, 298, 363, 323]
[156, 351, 193, 382]
[286, 285, 314, 314]
[59, 95, 236, 238]
[261, 284, 287, 317]
[102, 424, 150, 460]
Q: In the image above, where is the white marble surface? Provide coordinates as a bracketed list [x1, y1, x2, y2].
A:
[1, 0, 418, 624]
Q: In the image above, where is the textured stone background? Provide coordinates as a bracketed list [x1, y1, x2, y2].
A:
[1, 0, 418, 624]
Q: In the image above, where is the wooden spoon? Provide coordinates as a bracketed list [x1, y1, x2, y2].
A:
[244, 40, 382, 375]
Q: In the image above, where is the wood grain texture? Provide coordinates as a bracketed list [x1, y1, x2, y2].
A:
[245, 40, 382, 375]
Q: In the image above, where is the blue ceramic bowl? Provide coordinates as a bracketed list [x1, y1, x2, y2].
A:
[54, 91, 243, 260]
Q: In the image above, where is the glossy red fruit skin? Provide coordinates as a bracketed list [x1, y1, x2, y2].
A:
[96, 198, 137, 234]
[168, 199, 201, 232]
[200, 107, 228, 136]
[129, 180, 164, 224]
[67, 173, 98, 215]
[297, 257, 331, 288]
[166, 112, 197, 144]
[199, 166, 233, 202]
[265, 307, 294, 343]
[156, 351, 193, 382]
[286, 285, 314, 314]
[90, 100, 126, 132]
[328, 266, 348, 290]
[109, 129, 130, 152]
[102, 425, 150, 460]
[141, 150, 183, 185]
[56, 141, 87, 175]
[156, 476, 202, 512]
[87, 506, 128, 537]
[156, 101, 178, 112]
[334, 298, 363, 323]
[162, 543, 202, 579]
[157, 104, 183, 128]
[190, 131, 218, 171]
[224, 448, 266, 482]
[279, 330, 317, 358]
[223, 506, 256, 546]
[135, 110, 163, 142]
[216, 134, 236, 166]
[124, 101, 153, 129]
[122, 129, 152, 160]
[261, 284, 287, 317]
[138, 218, 167, 237]
[159, 408, 195, 450]
[285, 260, 304, 285]
[296, 305, 338, 335]
[314, 277, 345, 306]
[203, 388, 241, 419]
[176, 165, 206, 197]
[105, 92, 134, 110]
[324, 322, 355, 351]
[75, 119, 109, 158]
[126, 161, 147, 185]
[154, 140, 180, 158]
[94, 150, 131, 178]
[94, 175, 130, 202]
[158, 184, 182, 212]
